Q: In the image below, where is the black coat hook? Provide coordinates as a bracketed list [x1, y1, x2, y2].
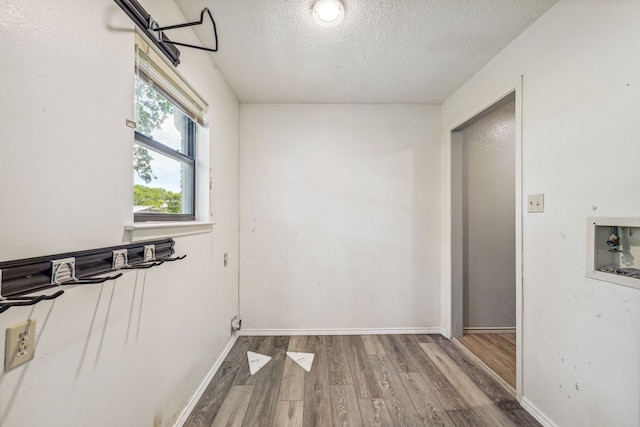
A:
[0, 290, 65, 313]
[73, 273, 124, 285]
[122, 254, 185, 270]
[153, 8, 219, 53]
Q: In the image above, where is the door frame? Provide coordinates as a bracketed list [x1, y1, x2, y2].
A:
[441, 77, 524, 399]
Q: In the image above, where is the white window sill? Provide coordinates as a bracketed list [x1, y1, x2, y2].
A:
[125, 221, 215, 231]
[124, 222, 215, 241]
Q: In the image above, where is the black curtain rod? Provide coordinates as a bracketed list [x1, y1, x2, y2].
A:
[114, 0, 181, 66]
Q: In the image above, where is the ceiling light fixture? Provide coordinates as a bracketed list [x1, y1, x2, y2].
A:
[312, 0, 345, 28]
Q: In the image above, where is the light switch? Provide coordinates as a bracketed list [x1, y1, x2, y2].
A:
[528, 193, 544, 213]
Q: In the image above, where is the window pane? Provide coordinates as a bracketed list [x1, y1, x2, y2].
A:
[134, 75, 192, 155]
[133, 144, 194, 215]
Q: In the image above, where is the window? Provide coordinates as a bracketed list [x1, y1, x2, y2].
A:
[133, 34, 207, 222]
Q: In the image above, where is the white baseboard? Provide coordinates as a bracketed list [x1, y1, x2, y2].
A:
[520, 397, 558, 427]
[173, 333, 239, 427]
[463, 327, 516, 334]
[239, 327, 445, 336]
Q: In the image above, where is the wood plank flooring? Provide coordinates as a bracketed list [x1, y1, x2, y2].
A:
[457, 333, 516, 390]
[184, 334, 538, 427]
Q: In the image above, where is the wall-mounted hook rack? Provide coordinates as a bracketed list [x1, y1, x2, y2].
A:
[0, 238, 180, 299]
[114, 0, 219, 67]
[0, 239, 185, 313]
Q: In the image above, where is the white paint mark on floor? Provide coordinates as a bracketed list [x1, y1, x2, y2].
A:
[286, 352, 315, 372]
[247, 351, 272, 375]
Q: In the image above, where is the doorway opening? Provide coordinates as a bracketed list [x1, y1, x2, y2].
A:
[450, 91, 518, 391]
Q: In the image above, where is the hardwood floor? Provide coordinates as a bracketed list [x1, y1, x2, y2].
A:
[184, 334, 538, 427]
[457, 333, 516, 390]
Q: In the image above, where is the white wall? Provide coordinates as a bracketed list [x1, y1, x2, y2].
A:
[462, 101, 516, 328]
[0, 0, 239, 426]
[441, 1, 640, 426]
[239, 104, 441, 332]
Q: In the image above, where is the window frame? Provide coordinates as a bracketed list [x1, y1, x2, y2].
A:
[133, 33, 207, 223]
[133, 130, 196, 222]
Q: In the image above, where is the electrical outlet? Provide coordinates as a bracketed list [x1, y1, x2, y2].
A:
[5, 319, 36, 371]
[224, 253, 228, 267]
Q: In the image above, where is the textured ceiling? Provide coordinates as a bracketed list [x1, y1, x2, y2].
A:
[173, 0, 557, 104]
